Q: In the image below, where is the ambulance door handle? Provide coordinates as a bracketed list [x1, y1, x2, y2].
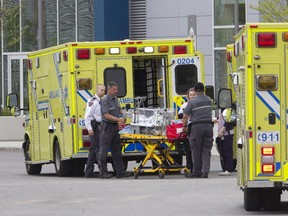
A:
[268, 113, 276, 124]
[157, 79, 164, 98]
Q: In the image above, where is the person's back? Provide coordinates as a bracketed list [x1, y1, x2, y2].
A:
[183, 82, 213, 178]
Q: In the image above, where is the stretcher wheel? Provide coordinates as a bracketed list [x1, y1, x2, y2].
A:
[134, 171, 139, 179]
[158, 171, 164, 179]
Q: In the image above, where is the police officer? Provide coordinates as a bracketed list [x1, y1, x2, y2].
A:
[98, 81, 131, 179]
[84, 84, 106, 178]
[183, 82, 213, 178]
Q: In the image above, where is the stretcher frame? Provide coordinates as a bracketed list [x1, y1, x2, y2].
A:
[120, 133, 188, 178]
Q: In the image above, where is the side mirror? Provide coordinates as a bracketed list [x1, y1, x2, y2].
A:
[6, 93, 18, 108]
[222, 108, 236, 123]
[205, 85, 214, 100]
[217, 88, 232, 109]
[10, 106, 21, 117]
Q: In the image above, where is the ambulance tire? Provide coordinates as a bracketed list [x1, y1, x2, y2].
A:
[72, 159, 86, 177]
[54, 141, 73, 177]
[24, 140, 42, 175]
[244, 188, 262, 211]
[262, 189, 281, 211]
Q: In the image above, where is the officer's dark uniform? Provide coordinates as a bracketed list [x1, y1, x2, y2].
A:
[98, 94, 126, 177]
[184, 82, 213, 178]
[84, 95, 102, 178]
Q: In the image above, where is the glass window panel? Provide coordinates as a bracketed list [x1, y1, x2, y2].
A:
[59, 0, 76, 44]
[104, 68, 126, 97]
[214, 50, 227, 92]
[175, 64, 198, 95]
[44, 0, 57, 47]
[214, 0, 246, 26]
[77, 0, 94, 41]
[11, 60, 20, 105]
[3, 1, 20, 52]
[22, 1, 37, 51]
[214, 28, 235, 47]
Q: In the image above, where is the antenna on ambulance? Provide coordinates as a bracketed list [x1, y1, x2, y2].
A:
[188, 27, 196, 50]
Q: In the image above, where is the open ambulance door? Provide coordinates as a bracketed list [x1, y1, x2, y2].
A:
[168, 54, 202, 114]
[75, 70, 95, 151]
[96, 57, 133, 108]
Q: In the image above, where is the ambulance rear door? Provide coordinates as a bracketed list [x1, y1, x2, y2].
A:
[168, 54, 202, 112]
[96, 57, 134, 108]
[254, 62, 284, 179]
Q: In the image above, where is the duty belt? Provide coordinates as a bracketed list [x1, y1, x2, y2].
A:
[191, 121, 212, 125]
[103, 121, 118, 126]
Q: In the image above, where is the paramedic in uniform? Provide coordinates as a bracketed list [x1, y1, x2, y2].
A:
[84, 84, 106, 178]
[182, 82, 213, 178]
[98, 81, 131, 179]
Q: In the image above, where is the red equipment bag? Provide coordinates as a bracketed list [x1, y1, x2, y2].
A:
[166, 122, 187, 142]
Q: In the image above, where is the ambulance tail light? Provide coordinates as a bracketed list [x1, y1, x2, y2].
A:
[257, 33, 276, 47]
[28, 59, 32, 70]
[261, 146, 275, 174]
[63, 50, 68, 61]
[173, 46, 187, 54]
[262, 146, 275, 155]
[70, 118, 76, 124]
[127, 47, 137, 54]
[82, 129, 91, 148]
[245, 130, 253, 139]
[227, 51, 232, 62]
[77, 49, 90, 59]
[262, 164, 275, 173]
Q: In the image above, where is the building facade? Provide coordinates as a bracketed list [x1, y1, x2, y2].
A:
[0, 0, 260, 111]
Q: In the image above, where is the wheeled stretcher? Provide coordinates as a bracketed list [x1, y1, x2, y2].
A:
[120, 133, 188, 179]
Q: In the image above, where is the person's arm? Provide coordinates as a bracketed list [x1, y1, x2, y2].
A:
[103, 113, 126, 124]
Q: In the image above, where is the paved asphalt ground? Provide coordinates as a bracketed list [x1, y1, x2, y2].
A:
[1, 143, 288, 215]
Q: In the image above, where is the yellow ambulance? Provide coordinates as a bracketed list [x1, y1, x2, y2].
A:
[7, 38, 211, 177]
[218, 23, 288, 211]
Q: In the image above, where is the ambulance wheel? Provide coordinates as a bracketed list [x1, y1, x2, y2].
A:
[54, 141, 72, 177]
[262, 189, 281, 211]
[24, 139, 42, 175]
[72, 158, 86, 177]
[158, 171, 164, 179]
[244, 188, 262, 211]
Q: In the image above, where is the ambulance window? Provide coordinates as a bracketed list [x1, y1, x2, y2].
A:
[104, 67, 126, 97]
[175, 64, 198, 95]
[256, 75, 277, 91]
[77, 78, 92, 90]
